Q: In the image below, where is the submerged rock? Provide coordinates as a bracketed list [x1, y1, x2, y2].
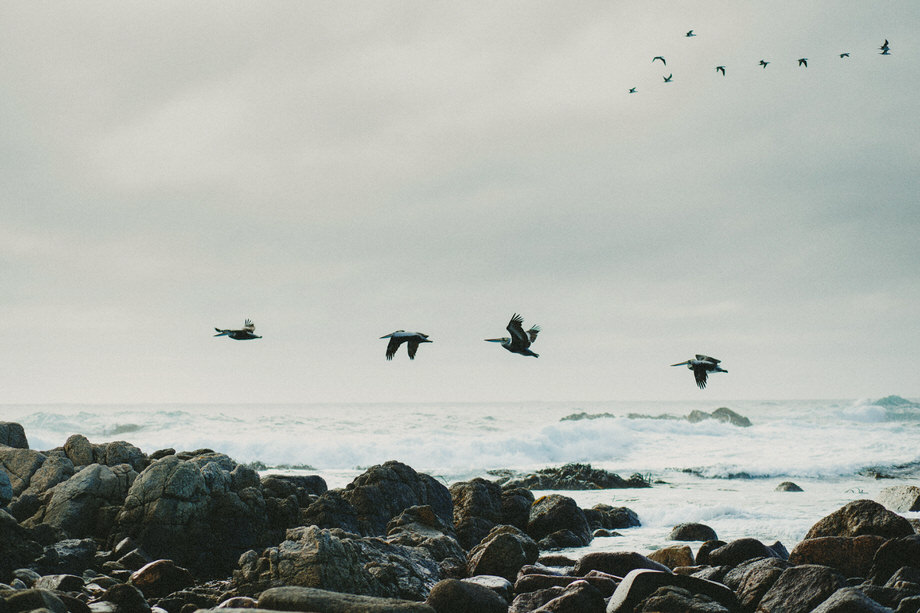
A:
[503, 463, 649, 490]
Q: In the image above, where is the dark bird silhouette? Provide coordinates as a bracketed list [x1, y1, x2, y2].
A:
[653, 56, 666, 65]
[716, 65, 726, 76]
[628, 87, 637, 93]
[379, 331, 431, 360]
[663, 73, 673, 83]
[798, 58, 808, 67]
[214, 319, 262, 340]
[485, 314, 540, 358]
[759, 59, 770, 68]
[686, 30, 696, 37]
[880, 47, 891, 56]
[671, 355, 727, 389]
[880, 39, 890, 51]
[840, 52, 850, 58]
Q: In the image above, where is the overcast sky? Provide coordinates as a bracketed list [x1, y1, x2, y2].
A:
[1, 2, 918, 405]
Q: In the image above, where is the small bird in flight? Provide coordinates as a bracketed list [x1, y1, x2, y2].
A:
[663, 73, 673, 83]
[839, 52, 850, 58]
[671, 355, 727, 389]
[214, 319, 262, 340]
[797, 58, 808, 67]
[759, 59, 770, 68]
[379, 331, 432, 360]
[685, 30, 696, 37]
[485, 313, 540, 358]
[880, 39, 890, 52]
[628, 87, 637, 93]
[715, 65, 726, 76]
[653, 56, 666, 65]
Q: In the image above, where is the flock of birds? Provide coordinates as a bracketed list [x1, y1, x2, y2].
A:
[215, 315, 728, 390]
[628, 32, 892, 92]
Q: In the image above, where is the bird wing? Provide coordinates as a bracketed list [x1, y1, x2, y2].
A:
[696, 354, 720, 364]
[214, 328, 230, 336]
[527, 326, 541, 344]
[385, 337, 402, 360]
[693, 366, 709, 389]
[653, 56, 666, 65]
[507, 314, 530, 347]
[407, 339, 420, 359]
[244, 319, 255, 331]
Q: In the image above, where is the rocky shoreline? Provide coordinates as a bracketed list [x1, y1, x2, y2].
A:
[3, 421, 920, 612]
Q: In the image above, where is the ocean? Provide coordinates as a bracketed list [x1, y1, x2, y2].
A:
[4, 395, 920, 557]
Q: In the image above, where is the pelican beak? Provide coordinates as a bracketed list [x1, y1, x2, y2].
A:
[379, 334, 392, 339]
[670, 361, 690, 367]
[484, 338, 502, 343]
[422, 338, 433, 343]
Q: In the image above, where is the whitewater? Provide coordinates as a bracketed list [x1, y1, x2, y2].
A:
[4, 396, 920, 556]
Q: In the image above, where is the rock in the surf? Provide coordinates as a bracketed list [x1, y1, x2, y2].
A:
[503, 463, 649, 490]
[789, 535, 887, 579]
[527, 494, 592, 549]
[668, 522, 717, 542]
[466, 524, 538, 582]
[877, 484, 920, 513]
[805, 499, 914, 539]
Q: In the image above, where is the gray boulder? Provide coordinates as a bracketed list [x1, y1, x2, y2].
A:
[878, 485, 920, 513]
[34, 537, 98, 576]
[583, 504, 640, 532]
[110, 453, 270, 576]
[0, 467, 12, 506]
[776, 481, 804, 492]
[573, 551, 669, 577]
[466, 524, 538, 582]
[805, 499, 914, 539]
[810, 587, 893, 612]
[789, 535, 886, 579]
[0, 422, 28, 449]
[533, 579, 605, 612]
[706, 537, 783, 567]
[606, 569, 737, 613]
[450, 478, 503, 525]
[63, 434, 95, 467]
[23, 454, 75, 497]
[386, 505, 467, 572]
[668, 522, 717, 542]
[0, 447, 46, 495]
[425, 578, 508, 613]
[756, 564, 846, 613]
[93, 440, 148, 472]
[500, 487, 535, 531]
[258, 586, 435, 612]
[234, 525, 442, 600]
[527, 494, 591, 549]
[721, 556, 790, 611]
[868, 535, 920, 585]
[0, 509, 43, 582]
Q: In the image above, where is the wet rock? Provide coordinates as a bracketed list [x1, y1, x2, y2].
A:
[0, 447, 46, 495]
[668, 522, 717, 542]
[35, 538, 98, 576]
[216, 596, 258, 609]
[573, 551, 669, 577]
[0, 422, 28, 449]
[509, 586, 565, 613]
[514, 572, 618, 598]
[583, 504, 640, 531]
[810, 587, 892, 612]
[878, 485, 920, 513]
[500, 487, 535, 531]
[258, 585, 435, 612]
[503, 463, 649, 490]
[128, 560, 195, 599]
[102, 583, 154, 613]
[299, 489, 359, 533]
[23, 455, 75, 497]
[0, 469, 12, 507]
[789, 535, 887, 579]
[869, 535, 920, 585]
[776, 481, 804, 492]
[234, 525, 441, 600]
[64, 434, 95, 467]
[532, 579, 605, 612]
[647, 545, 694, 569]
[425, 578, 508, 612]
[467, 525, 538, 582]
[636, 585, 732, 612]
[527, 495, 591, 548]
[5, 588, 68, 613]
[710, 407, 753, 427]
[461, 575, 513, 603]
[721, 556, 790, 611]
[33, 573, 84, 592]
[455, 517, 495, 551]
[450, 478, 502, 525]
[606, 569, 738, 613]
[805, 499, 914, 539]
[706, 537, 783, 567]
[694, 539, 726, 565]
[386, 505, 467, 571]
[757, 564, 846, 613]
[93, 441, 148, 473]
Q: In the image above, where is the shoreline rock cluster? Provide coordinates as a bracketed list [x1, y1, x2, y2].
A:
[3, 421, 920, 612]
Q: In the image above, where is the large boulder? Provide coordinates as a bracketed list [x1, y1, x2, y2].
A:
[527, 495, 591, 549]
[583, 504, 640, 532]
[805, 499, 914, 539]
[63, 434, 94, 467]
[647, 545, 694, 569]
[109, 453, 270, 576]
[668, 522, 717, 542]
[425, 578, 508, 613]
[0, 509, 42, 582]
[868, 534, 920, 585]
[386, 505, 467, 572]
[573, 551, 669, 577]
[450, 478, 503, 550]
[93, 440, 148, 472]
[0, 422, 29, 449]
[706, 537, 784, 567]
[606, 569, 738, 613]
[503, 463, 649, 490]
[789, 535, 887, 579]
[756, 564, 846, 613]
[721, 556, 790, 612]
[259, 586, 435, 612]
[500, 487, 535, 531]
[532, 579, 606, 612]
[811, 587, 894, 612]
[0, 447, 46, 495]
[877, 485, 920, 513]
[466, 525, 538, 582]
[24, 463, 136, 538]
[234, 525, 442, 601]
[23, 455, 75, 497]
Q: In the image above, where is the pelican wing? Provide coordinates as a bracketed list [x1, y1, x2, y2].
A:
[506, 314, 530, 348]
[527, 325, 541, 344]
[385, 337, 402, 360]
[407, 339, 420, 359]
[244, 319, 256, 332]
[693, 366, 709, 389]
[696, 354, 720, 364]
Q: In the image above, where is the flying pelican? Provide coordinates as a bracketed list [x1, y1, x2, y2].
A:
[628, 87, 637, 94]
[663, 73, 673, 83]
[715, 65, 726, 76]
[671, 355, 727, 389]
[379, 331, 431, 360]
[759, 59, 770, 68]
[840, 52, 850, 58]
[797, 58, 808, 67]
[880, 39, 889, 51]
[685, 30, 696, 37]
[214, 319, 262, 340]
[485, 313, 540, 358]
[653, 56, 666, 65]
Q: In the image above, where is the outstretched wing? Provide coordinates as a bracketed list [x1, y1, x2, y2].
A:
[244, 319, 255, 332]
[506, 313, 530, 347]
[696, 354, 720, 364]
[407, 339, 420, 359]
[693, 365, 709, 389]
[527, 325, 541, 344]
[385, 337, 401, 360]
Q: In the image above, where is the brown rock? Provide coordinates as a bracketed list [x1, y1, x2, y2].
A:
[647, 545, 694, 569]
[805, 499, 913, 539]
[128, 559, 194, 598]
[789, 535, 886, 578]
